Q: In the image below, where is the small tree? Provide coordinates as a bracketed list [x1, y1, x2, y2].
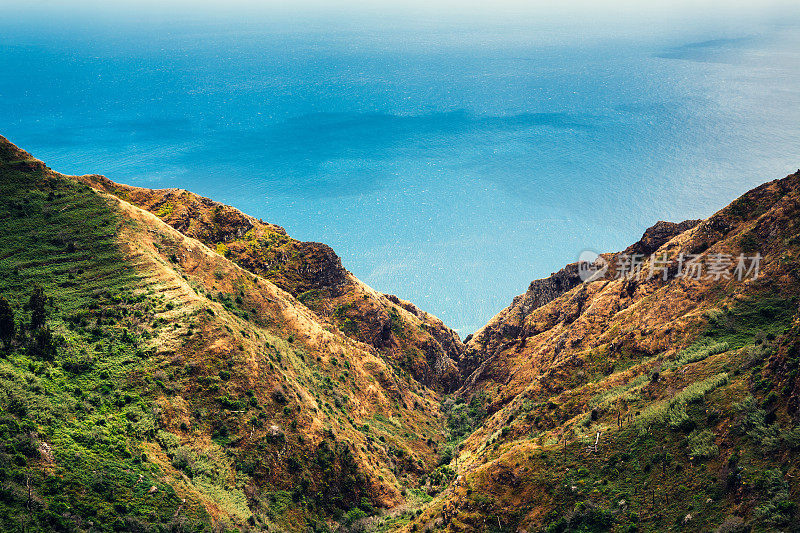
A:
[0, 296, 14, 348]
[28, 285, 47, 330]
[30, 327, 57, 361]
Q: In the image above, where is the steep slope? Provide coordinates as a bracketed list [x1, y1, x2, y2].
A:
[460, 219, 702, 378]
[0, 135, 451, 532]
[78, 174, 463, 392]
[394, 170, 800, 532]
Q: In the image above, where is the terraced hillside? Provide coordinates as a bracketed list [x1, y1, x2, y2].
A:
[0, 136, 456, 532]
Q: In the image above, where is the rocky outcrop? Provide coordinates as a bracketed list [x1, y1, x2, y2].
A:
[460, 170, 800, 412]
[623, 219, 702, 256]
[460, 217, 705, 378]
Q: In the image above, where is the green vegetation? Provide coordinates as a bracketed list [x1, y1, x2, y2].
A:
[664, 340, 729, 371]
[702, 296, 796, 348]
[687, 429, 718, 460]
[444, 394, 487, 444]
[388, 308, 405, 338]
[0, 168, 206, 530]
[0, 296, 14, 348]
[636, 373, 729, 431]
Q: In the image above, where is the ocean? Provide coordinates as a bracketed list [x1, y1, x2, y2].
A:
[2, 3, 799, 334]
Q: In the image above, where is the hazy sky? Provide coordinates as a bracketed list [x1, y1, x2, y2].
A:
[7, 0, 798, 44]
[9, 0, 800, 20]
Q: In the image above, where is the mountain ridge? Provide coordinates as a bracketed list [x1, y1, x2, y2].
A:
[74, 169, 465, 393]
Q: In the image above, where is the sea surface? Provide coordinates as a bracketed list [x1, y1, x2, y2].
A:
[2, 3, 799, 334]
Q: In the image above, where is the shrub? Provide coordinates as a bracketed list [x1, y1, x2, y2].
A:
[666, 400, 693, 431]
[687, 430, 718, 460]
[546, 501, 613, 533]
[216, 396, 243, 410]
[344, 507, 367, 525]
[29, 327, 57, 360]
[62, 355, 95, 374]
[27, 285, 47, 330]
[734, 395, 782, 451]
[340, 318, 358, 336]
[156, 430, 180, 453]
[667, 341, 729, 370]
[388, 308, 405, 337]
[781, 426, 800, 450]
[0, 296, 14, 347]
[287, 456, 301, 472]
[754, 469, 794, 527]
[637, 373, 728, 432]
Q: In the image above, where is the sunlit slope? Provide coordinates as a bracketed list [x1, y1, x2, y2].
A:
[78, 173, 464, 392]
[0, 135, 449, 532]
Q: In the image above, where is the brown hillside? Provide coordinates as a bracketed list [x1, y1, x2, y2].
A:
[77, 173, 464, 391]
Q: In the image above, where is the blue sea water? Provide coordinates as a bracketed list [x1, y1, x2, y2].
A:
[2, 4, 799, 334]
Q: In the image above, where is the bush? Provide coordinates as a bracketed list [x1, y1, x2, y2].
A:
[754, 469, 794, 527]
[429, 465, 455, 485]
[637, 373, 728, 433]
[667, 399, 693, 431]
[29, 327, 57, 360]
[344, 507, 367, 525]
[62, 355, 94, 374]
[340, 318, 358, 336]
[781, 426, 800, 450]
[156, 430, 180, 453]
[735, 395, 782, 451]
[667, 341, 729, 370]
[27, 285, 47, 330]
[687, 430, 718, 460]
[0, 296, 15, 347]
[549, 501, 613, 533]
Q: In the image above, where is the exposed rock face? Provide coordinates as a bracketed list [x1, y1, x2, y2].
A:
[623, 219, 702, 256]
[383, 293, 464, 390]
[523, 264, 583, 314]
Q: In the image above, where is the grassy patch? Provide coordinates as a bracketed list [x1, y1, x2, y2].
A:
[702, 296, 796, 348]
